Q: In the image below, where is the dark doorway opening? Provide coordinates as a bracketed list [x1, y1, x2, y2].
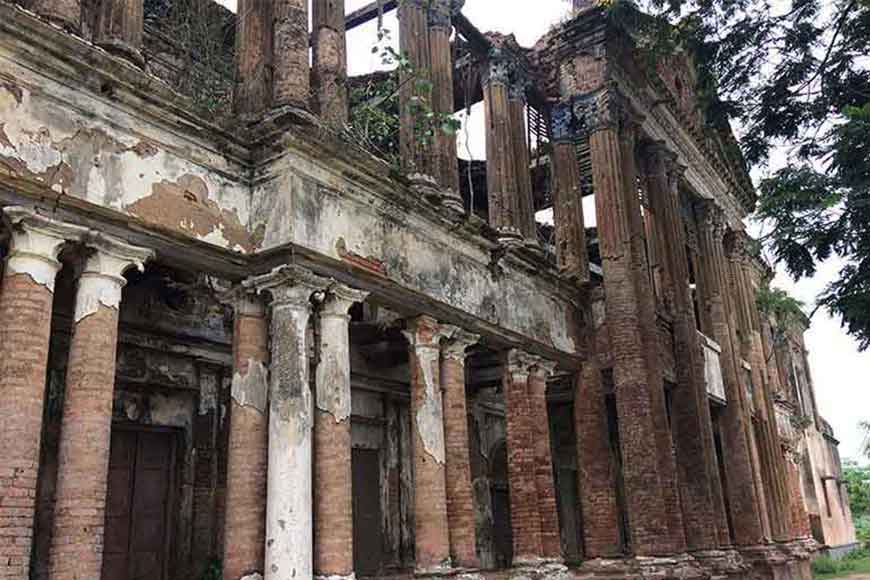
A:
[352, 448, 384, 576]
[102, 426, 177, 580]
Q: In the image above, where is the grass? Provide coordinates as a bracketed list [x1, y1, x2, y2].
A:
[814, 547, 870, 579]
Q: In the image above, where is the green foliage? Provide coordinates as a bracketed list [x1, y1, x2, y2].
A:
[756, 284, 806, 328]
[812, 555, 856, 577]
[855, 514, 870, 543]
[844, 460, 870, 517]
[198, 558, 222, 580]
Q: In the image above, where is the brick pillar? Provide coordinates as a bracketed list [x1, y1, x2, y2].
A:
[94, 0, 145, 66]
[575, 293, 622, 557]
[428, 0, 462, 205]
[642, 142, 721, 551]
[575, 87, 671, 556]
[313, 284, 368, 580]
[272, 0, 310, 109]
[398, 0, 433, 176]
[234, 0, 270, 118]
[550, 103, 590, 283]
[528, 360, 562, 561]
[312, 0, 348, 125]
[49, 233, 153, 580]
[0, 208, 86, 580]
[508, 75, 536, 241]
[31, 0, 80, 31]
[785, 456, 811, 539]
[483, 52, 522, 242]
[223, 290, 269, 580]
[250, 266, 330, 580]
[695, 202, 765, 547]
[503, 349, 543, 564]
[403, 315, 452, 573]
[440, 328, 480, 569]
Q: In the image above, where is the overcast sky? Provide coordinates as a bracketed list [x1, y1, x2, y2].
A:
[217, 0, 869, 462]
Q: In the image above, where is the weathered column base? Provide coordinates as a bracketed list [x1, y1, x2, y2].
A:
[315, 573, 356, 580]
[96, 39, 146, 68]
[409, 173, 464, 215]
[693, 548, 752, 579]
[496, 226, 524, 245]
[579, 554, 707, 580]
[739, 544, 814, 580]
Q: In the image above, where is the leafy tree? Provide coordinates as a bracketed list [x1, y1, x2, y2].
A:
[844, 460, 870, 516]
[613, 0, 870, 349]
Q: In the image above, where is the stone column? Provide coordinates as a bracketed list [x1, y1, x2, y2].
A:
[695, 202, 765, 547]
[403, 315, 451, 573]
[94, 0, 145, 66]
[398, 0, 433, 176]
[528, 360, 562, 561]
[272, 0, 310, 109]
[313, 284, 368, 580]
[223, 289, 270, 580]
[483, 50, 522, 242]
[508, 73, 536, 241]
[440, 327, 480, 569]
[234, 0, 270, 118]
[574, 87, 671, 556]
[250, 266, 329, 580]
[428, 0, 461, 201]
[503, 349, 543, 564]
[575, 292, 622, 557]
[0, 208, 86, 580]
[31, 0, 80, 31]
[550, 103, 590, 282]
[642, 143, 723, 551]
[49, 233, 153, 580]
[312, 0, 348, 125]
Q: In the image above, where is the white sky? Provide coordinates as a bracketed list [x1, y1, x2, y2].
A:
[217, 0, 868, 462]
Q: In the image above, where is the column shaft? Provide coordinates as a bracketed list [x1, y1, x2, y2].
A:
[644, 146, 721, 551]
[234, 0, 270, 118]
[223, 293, 270, 580]
[503, 350, 543, 563]
[94, 0, 144, 65]
[398, 0, 432, 175]
[441, 330, 480, 568]
[405, 316, 451, 572]
[0, 209, 82, 580]
[429, 0, 460, 194]
[529, 363, 561, 560]
[509, 94, 535, 240]
[483, 59, 521, 240]
[550, 104, 589, 281]
[49, 235, 152, 579]
[314, 286, 367, 579]
[582, 92, 670, 555]
[695, 205, 765, 546]
[312, 0, 348, 125]
[272, 0, 310, 109]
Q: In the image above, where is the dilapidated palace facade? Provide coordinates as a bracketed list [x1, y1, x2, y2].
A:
[0, 0, 857, 579]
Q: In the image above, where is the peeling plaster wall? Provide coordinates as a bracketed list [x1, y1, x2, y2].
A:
[0, 53, 251, 252]
[252, 152, 578, 355]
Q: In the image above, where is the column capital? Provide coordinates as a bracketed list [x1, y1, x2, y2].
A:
[403, 314, 451, 350]
[428, 0, 463, 29]
[3, 206, 89, 292]
[695, 199, 726, 236]
[219, 284, 266, 317]
[508, 69, 532, 102]
[245, 265, 331, 309]
[531, 359, 559, 378]
[551, 102, 575, 144]
[483, 48, 513, 87]
[74, 232, 153, 323]
[319, 282, 369, 318]
[506, 348, 536, 379]
[441, 326, 480, 361]
[573, 85, 644, 138]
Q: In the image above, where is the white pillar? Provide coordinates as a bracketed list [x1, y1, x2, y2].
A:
[248, 266, 330, 580]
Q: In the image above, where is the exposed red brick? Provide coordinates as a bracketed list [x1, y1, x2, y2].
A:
[528, 364, 562, 560]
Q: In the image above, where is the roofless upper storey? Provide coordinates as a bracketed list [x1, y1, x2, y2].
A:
[0, 1, 840, 579]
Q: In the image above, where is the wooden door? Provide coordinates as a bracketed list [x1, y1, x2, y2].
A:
[102, 428, 175, 580]
[352, 448, 384, 576]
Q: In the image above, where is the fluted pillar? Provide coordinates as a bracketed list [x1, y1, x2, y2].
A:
[483, 51, 522, 242]
[503, 349, 543, 563]
[398, 0, 433, 176]
[574, 87, 672, 556]
[0, 208, 87, 580]
[695, 202, 765, 547]
[94, 0, 145, 66]
[642, 143, 724, 551]
[312, 0, 348, 124]
[440, 328, 480, 569]
[404, 315, 452, 573]
[272, 0, 310, 109]
[550, 103, 590, 282]
[508, 73, 536, 241]
[223, 289, 270, 580]
[313, 284, 369, 580]
[428, 0, 462, 198]
[234, 0, 271, 118]
[49, 234, 153, 580]
[249, 266, 330, 580]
